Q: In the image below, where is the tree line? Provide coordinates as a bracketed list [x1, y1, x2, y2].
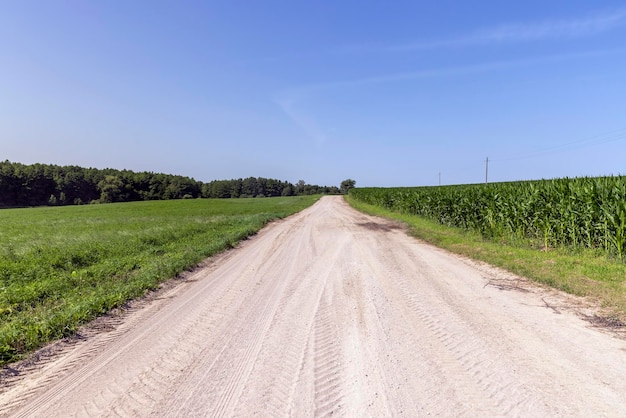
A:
[0, 160, 343, 208]
[202, 178, 340, 198]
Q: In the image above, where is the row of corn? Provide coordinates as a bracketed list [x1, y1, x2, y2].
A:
[350, 176, 626, 258]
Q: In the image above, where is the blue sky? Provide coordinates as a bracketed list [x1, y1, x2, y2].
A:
[2, 1, 626, 187]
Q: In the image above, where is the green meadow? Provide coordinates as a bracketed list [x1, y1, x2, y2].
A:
[0, 196, 319, 364]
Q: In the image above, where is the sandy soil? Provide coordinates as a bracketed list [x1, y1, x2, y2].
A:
[1, 196, 625, 417]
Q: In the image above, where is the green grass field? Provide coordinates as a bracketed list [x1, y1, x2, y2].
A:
[0, 196, 319, 364]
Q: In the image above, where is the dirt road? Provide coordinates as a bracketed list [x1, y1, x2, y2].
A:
[1, 196, 625, 417]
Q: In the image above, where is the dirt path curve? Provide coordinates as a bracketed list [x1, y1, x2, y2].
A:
[2, 196, 626, 417]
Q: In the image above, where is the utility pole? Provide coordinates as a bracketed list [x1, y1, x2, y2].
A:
[439, 172, 441, 186]
[485, 157, 489, 184]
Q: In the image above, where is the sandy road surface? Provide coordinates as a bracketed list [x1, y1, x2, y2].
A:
[1, 196, 626, 417]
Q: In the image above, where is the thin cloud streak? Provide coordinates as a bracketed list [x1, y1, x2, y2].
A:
[274, 97, 328, 147]
[345, 7, 626, 53]
[283, 47, 625, 94]
[274, 47, 624, 144]
[478, 8, 626, 42]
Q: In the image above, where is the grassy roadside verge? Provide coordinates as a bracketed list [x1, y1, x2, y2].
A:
[346, 196, 626, 322]
[0, 196, 320, 365]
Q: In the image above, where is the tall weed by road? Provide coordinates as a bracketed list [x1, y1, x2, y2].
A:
[0, 196, 319, 364]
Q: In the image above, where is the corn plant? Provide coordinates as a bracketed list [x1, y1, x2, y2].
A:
[349, 175, 626, 259]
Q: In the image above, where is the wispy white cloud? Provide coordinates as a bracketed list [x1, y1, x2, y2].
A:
[283, 48, 624, 93]
[345, 7, 626, 53]
[274, 96, 328, 146]
[274, 47, 625, 138]
[275, 13, 626, 145]
[471, 8, 626, 41]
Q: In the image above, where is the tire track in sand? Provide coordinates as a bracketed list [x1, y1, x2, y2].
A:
[312, 295, 347, 418]
[232, 222, 350, 417]
[357, 229, 543, 416]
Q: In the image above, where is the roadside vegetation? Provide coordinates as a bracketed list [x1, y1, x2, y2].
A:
[0, 196, 319, 365]
[347, 178, 626, 322]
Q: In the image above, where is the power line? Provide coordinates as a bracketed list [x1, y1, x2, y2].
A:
[494, 127, 626, 162]
[431, 128, 626, 186]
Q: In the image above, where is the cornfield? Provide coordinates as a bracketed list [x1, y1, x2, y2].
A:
[350, 176, 626, 259]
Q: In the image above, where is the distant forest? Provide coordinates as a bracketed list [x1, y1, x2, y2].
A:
[0, 160, 340, 208]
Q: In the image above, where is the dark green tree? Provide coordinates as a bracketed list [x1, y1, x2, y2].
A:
[281, 184, 294, 196]
[340, 179, 356, 194]
[98, 175, 124, 203]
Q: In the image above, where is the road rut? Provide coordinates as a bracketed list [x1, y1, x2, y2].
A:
[1, 196, 625, 416]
